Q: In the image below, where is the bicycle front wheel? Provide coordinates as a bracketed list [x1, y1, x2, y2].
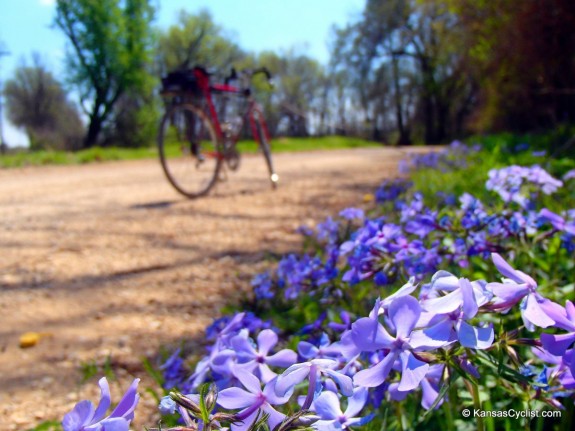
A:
[252, 109, 278, 188]
[158, 103, 222, 198]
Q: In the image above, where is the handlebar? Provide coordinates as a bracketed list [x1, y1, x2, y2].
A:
[224, 67, 273, 89]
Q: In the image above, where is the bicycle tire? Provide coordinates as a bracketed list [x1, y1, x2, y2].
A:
[158, 103, 222, 198]
[252, 109, 278, 189]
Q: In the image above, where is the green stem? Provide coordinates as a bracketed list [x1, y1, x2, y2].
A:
[395, 402, 405, 431]
[471, 383, 485, 431]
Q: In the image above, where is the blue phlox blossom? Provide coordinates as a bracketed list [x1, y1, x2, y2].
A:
[316, 217, 340, 244]
[352, 296, 449, 391]
[419, 276, 494, 349]
[486, 253, 557, 331]
[218, 372, 291, 431]
[275, 359, 354, 410]
[62, 378, 139, 431]
[312, 387, 374, 431]
[339, 207, 365, 221]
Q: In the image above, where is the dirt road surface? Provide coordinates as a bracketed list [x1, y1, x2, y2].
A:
[0, 147, 421, 429]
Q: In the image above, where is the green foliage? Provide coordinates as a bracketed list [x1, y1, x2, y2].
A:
[3, 54, 83, 151]
[156, 9, 244, 74]
[25, 421, 62, 431]
[0, 136, 378, 168]
[54, 0, 156, 148]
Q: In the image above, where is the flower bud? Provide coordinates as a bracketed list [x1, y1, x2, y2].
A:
[170, 391, 202, 416]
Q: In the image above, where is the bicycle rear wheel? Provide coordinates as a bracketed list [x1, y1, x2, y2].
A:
[252, 109, 278, 188]
[158, 103, 222, 198]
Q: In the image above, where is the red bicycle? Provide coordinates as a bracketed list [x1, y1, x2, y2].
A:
[158, 66, 278, 198]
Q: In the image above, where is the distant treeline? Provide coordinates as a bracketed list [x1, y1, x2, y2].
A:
[3, 0, 575, 150]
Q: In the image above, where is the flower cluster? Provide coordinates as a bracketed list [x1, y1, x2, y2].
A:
[63, 141, 575, 431]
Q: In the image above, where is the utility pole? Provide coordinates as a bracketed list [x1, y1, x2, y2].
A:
[0, 46, 11, 154]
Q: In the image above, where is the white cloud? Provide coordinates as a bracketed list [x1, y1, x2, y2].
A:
[39, 0, 56, 7]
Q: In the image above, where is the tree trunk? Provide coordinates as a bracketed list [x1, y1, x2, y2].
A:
[392, 57, 411, 145]
[84, 115, 102, 148]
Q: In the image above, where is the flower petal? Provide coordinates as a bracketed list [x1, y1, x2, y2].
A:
[262, 404, 287, 431]
[93, 377, 111, 423]
[267, 349, 297, 367]
[410, 319, 455, 350]
[217, 387, 258, 409]
[460, 278, 478, 319]
[420, 378, 442, 410]
[541, 332, 575, 356]
[298, 341, 320, 359]
[313, 391, 342, 420]
[257, 329, 278, 356]
[99, 417, 130, 431]
[421, 290, 462, 315]
[344, 387, 368, 418]
[109, 379, 139, 420]
[353, 351, 398, 388]
[389, 296, 421, 339]
[275, 363, 310, 397]
[457, 321, 494, 349]
[324, 369, 354, 397]
[398, 351, 429, 392]
[491, 253, 537, 287]
[235, 367, 263, 394]
[522, 295, 556, 329]
[351, 317, 394, 351]
[62, 400, 95, 431]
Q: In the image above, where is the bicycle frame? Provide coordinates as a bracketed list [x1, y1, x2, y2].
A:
[193, 68, 271, 150]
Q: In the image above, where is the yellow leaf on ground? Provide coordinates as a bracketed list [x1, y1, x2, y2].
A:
[19, 332, 41, 348]
[363, 193, 375, 203]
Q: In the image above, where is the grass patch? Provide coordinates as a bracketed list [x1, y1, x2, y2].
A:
[236, 135, 381, 153]
[0, 136, 382, 169]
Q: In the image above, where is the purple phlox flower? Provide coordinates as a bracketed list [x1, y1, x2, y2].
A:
[368, 277, 418, 320]
[300, 312, 327, 335]
[62, 378, 139, 431]
[399, 193, 425, 223]
[161, 348, 186, 390]
[352, 296, 448, 391]
[218, 371, 290, 431]
[328, 311, 352, 333]
[420, 364, 445, 410]
[375, 179, 412, 202]
[419, 276, 494, 350]
[389, 237, 425, 261]
[328, 330, 362, 361]
[538, 209, 575, 235]
[563, 169, 575, 181]
[299, 333, 342, 361]
[404, 212, 438, 238]
[486, 165, 562, 208]
[316, 217, 340, 244]
[486, 253, 556, 331]
[277, 254, 328, 300]
[541, 301, 575, 377]
[159, 395, 177, 415]
[252, 272, 274, 300]
[226, 329, 297, 384]
[509, 210, 538, 235]
[311, 387, 374, 431]
[187, 316, 251, 391]
[365, 223, 402, 249]
[297, 224, 315, 236]
[533, 347, 575, 391]
[275, 359, 354, 409]
[339, 207, 365, 221]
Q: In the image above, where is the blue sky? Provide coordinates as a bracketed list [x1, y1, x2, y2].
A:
[0, 0, 363, 147]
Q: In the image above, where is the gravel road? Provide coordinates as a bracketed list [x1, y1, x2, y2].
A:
[0, 147, 420, 429]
